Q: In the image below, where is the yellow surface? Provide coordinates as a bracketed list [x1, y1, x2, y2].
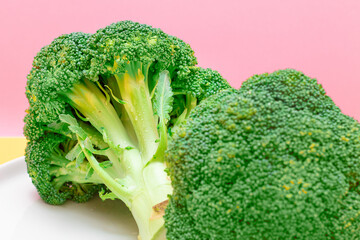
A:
[0, 137, 27, 165]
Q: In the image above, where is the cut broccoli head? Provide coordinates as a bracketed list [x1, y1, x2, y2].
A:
[24, 21, 231, 240]
[165, 71, 360, 239]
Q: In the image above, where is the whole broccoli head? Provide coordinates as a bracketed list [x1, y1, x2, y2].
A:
[24, 21, 231, 240]
[165, 69, 360, 239]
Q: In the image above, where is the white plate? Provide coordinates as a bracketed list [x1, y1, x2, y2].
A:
[0, 157, 138, 240]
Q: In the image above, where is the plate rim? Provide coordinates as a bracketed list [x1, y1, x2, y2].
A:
[0, 156, 25, 168]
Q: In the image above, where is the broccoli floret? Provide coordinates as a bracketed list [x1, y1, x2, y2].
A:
[24, 21, 231, 240]
[25, 132, 103, 205]
[173, 66, 231, 102]
[25, 32, 103, 205]
[165, 70, 360, 239]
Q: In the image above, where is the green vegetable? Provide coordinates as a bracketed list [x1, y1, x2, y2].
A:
[165, 69, 360, 239]
[24, 21, 230, 240]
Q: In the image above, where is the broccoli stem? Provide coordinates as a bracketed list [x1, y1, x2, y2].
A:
[65, 79, 141, 178]
[80, 141, 134, 206]
[105, 76, 139, 147]
[143, 161, 172, 205]
[131, 190, 166, 240]
[185, 94, 197, 118]
[113, 62, 173, 212]
[63, 73, 171, 240]
[114, 62, 159, 163]
[80, 137, 170, 240]
[66, 79, 134, 148]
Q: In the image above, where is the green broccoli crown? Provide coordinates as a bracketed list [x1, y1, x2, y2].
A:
[25, 133, 67, 205]
[240, 69, 338, 114]
[23, 109, 45, 141]
[26, 32, 91, 124]
[165, 76, 360, 239]
[24, 32, 104, 205]
[25, 132, 102, 205]
[86, 20, 197, 78]
[173, 67, 231, 101]
[169, 67, 232, 128]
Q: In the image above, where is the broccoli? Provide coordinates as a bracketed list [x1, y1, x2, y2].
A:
[241, 69, 360, 183]
[165, 69, 360, 239]
[24, 21, 230, 240]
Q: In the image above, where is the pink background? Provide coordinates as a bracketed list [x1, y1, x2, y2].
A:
[1, 0, 360, 136]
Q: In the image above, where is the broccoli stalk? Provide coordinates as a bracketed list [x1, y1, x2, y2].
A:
[57, 70, 172, 238]
[112, 62, 158, 162]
